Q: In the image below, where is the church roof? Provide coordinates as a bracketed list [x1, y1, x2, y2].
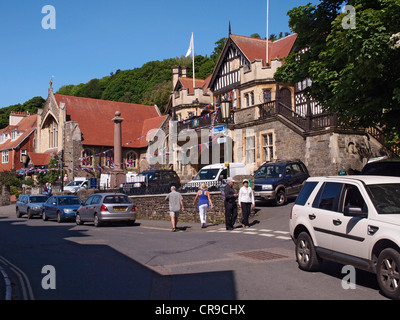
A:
[54, 94, 166, 148]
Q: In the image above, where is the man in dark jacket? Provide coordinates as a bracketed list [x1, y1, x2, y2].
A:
[224, 177, 238, 230]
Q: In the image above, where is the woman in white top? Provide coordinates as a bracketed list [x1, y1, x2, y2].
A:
[238, 179, 255, 228]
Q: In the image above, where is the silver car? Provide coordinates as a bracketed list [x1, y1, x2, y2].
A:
[76, 193, 136, 227]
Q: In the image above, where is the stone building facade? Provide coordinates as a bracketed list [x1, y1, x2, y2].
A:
[162, 32, 392, 180]
[34, 82, 167, 180]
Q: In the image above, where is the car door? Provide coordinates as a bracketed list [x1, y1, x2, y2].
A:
[46, 196, 57, 218]
[283, 165, 296, 195]
[20, 195, 28, 214]
[329, 183, 370, 259]
[309, 181, 345, 251]
[80, 195, 95, 221]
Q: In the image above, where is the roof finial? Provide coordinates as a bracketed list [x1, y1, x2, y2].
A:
[229, 21, 231, 35]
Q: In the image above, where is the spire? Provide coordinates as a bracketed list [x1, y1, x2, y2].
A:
[229, 21, 231, 35]
[48, 77, 54, 95]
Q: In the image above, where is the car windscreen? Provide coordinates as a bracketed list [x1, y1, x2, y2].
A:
[58, 197, 82, 205]
[103, 195, 131, 204]
[193, 169, 220, 180]
[254, 165, 284, 178]
[138, 172, 154, 181]
[67, 181, 82, 186]
[366, 184, 400, 214]
[30, 196, 48, 203]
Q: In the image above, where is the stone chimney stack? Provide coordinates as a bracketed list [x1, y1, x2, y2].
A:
[172, 66, 181, 89]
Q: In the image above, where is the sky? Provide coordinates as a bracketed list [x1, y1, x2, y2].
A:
[0, 0, 320, 109]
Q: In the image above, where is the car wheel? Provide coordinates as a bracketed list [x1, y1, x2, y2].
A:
[16, 207, 22, 218]
[76, 213, 83, 225]
[377, 248, 400, 300]
[275, 189, 286, 206]
[27, 208, 32, 219]
[57, 211, 63, 223]
[42, 210, 48, 221]
[94, 214, 102, 228]
[295, 232, 321, 272]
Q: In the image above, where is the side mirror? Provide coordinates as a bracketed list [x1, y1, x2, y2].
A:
[344, 206, 367, 218]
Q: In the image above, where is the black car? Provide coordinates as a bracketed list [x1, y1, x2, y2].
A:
[253, 160, 310, 205]
[120, 169, 181, 195]
[361, 158, 400, 176]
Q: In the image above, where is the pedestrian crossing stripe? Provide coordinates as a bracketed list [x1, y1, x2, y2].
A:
[207, 228, 291, 240]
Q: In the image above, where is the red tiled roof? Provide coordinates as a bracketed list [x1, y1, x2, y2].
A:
[230, 33, 297, 66]
[54, 95, 166, 149]
[177, 74, 212, 95]
[0, 114, 37, 151]
[28, 152, 51, 166]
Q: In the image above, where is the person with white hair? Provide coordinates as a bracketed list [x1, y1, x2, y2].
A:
[165, 186, 184, 232]
[224, 177, 238, 230]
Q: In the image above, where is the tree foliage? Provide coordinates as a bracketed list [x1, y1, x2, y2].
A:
[275, 0, 400, 138]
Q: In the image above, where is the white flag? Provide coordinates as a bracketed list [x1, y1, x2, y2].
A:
[185, 32, 194, 57]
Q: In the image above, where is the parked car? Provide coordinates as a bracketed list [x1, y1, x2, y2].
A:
[290, 175, 400, 299]
[120, 169, 181, 195]
[42, 195, 83, 223]
[76, 193, 136, 227]
[16, 194, 49, 219]
[253, 160, 309, 205]
[182, 163, 248, 193]
[361, 158, 400, 177]
[64, 179, 89, 193]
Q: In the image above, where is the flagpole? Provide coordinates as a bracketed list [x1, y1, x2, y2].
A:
[266, 0, 269, 66]
[192, 32, 195, 89]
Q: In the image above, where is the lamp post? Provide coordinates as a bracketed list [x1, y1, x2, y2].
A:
[220, 99, 232, 176]
[21, 154, 28, 194]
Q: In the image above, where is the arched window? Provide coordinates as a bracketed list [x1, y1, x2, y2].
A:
[81, 149, 93, 166]
[126, 151, 138, 168]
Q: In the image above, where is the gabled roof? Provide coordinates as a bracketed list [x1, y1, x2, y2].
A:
[28, 152, 51, 166]
[174, 74, 212, 95]
[0, 114, 37, 151]
[230, 33, 297, 66]
[54, 94, 166, 148]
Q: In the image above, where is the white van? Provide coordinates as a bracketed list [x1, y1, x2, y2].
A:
[182, 163, 248, 192]
[64, 179, 89, 193]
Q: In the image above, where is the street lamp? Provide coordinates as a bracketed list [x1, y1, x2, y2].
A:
[220, 99, 232, 177]
[21, 154, 29, 194]
[220, 99, 231, 121]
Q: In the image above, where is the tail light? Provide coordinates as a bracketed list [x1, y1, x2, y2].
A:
[101, 204, 108, 212]
[131, 205, 136, 212]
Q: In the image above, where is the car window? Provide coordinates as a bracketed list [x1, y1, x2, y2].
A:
[91, 195, 101, 205]
[367, 183, 400, 214]
[313, 182, 343, 212]
[30, 196, 48, 203]
[103, 195, 131, 204]
[85, 196, 94, 206]
[254, 165, 283, 178]
[299, 163, 308, 174]
[295, 182, 319, 206]
[342, 184, 368, 214]
[291, 163, 302, 176]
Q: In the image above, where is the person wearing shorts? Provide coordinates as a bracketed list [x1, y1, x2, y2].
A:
[165, 186, 184, 232]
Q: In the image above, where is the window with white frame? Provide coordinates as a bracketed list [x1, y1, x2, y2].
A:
[2, 150, 9, 164]
[263, 133, 274, 162]
[11, 130, 18, 140]
[246, 136, 255, 164]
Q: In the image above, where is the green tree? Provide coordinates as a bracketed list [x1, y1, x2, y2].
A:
[275, 0, 400, 139]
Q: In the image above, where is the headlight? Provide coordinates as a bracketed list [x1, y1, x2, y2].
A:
[262, 184, 273, 190]
[32, 206, 41, 210]
[63, 208, 75, 214]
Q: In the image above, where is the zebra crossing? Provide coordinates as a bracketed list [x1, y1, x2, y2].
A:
[207, 227, 292, 241]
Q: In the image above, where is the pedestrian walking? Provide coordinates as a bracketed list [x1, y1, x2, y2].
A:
[238, 179, 255, 228]
[193, 183, 214, 228]
[224, 177, 238, 230]
[165, 186, 184, 232]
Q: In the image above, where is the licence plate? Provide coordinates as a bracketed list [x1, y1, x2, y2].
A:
[255, 193, 260, 197]
[114, 207, 127, 212]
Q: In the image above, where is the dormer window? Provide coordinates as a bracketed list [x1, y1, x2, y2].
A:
[0, 134, 4, 144]
[11, 130, 18, 140]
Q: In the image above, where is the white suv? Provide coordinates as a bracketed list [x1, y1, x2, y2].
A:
[289, 175, 400, 299]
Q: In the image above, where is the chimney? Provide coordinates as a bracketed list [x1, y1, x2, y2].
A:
[172, 65, 181, 89]
[181, 66, 188, 78]
[9, 111, 29, 126]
